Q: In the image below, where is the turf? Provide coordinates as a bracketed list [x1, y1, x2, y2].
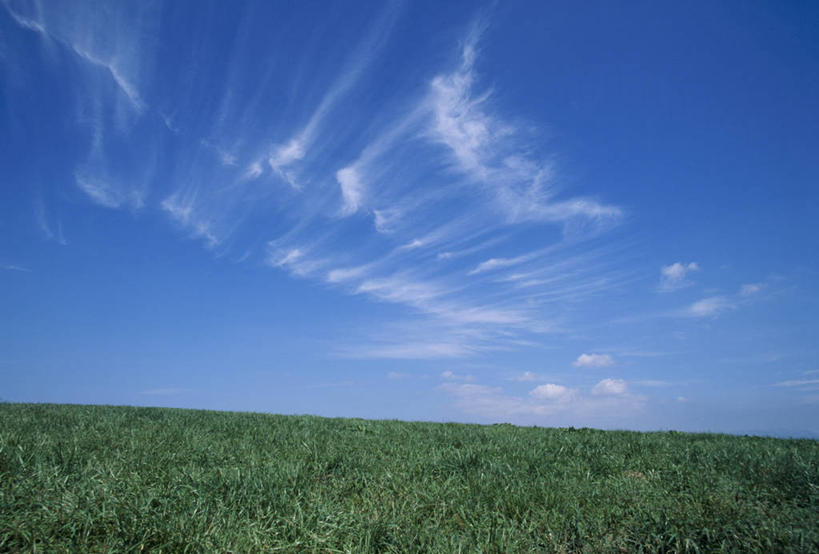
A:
[0, 404, 816, 552]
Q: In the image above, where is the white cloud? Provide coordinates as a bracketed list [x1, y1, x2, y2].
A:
[34, 200, 68, 245]
[338, 340, 475, 360]
[424, 26, 621, 228]
[439, 378, 644, 424]
[71, 45, 145, 112]
[659, 261, 699, 291]
[326, 265, 371, 284]
[270, 137, 306, 168]
[336, 166, 365, 215]
[373, 208, 402, 233]
[685, 296, 733, 318]
[529, 383, 575, 401]
[740, 283, 764, 296]
[1, 264, 31, 272]
[441, 370, 474, 381]
[633, 380, 675, 387]
[161, 195, 219, 248]
[592, 378, 628, 396]
[469, 255, 526, 275]
[573, 353, 614, 368]
[356, 276, 444, 306]
[513, 371, 539, 382]
[774, 379, 819, 388]
[268, 137, 306, 187]
[75, 171, 143, 210]
[6, 2, 150, 116]
[3, 4, 46, 33]
[268, 247, 327, 278]
[268, 1, 402, 187]
[3, 0, 646, 387]
[402, 239, 424, 250]
[75, 174, 121, 208]
[438, 383, 525, 418]
[244, 161, 264, 180]
[386, 371, 408, 380]
[251, 26, 628, 361]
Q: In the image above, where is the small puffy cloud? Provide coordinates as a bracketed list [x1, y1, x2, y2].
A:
[685, 296, 733, 318]
[573, 353, 614, 368]
[386, 371, 408, 380]
[659, 261, 699, 291]
[740, 283, 764, 296]
[592, 378, 628, 396]
[529, 383, 574, 401]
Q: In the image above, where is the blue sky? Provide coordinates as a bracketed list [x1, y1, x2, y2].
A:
[2, 0, 818, 436]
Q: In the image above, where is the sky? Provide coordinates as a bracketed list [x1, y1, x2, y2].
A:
[2, 0, 818, 437]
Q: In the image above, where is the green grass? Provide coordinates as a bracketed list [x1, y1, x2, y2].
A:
[0, 404, 816, 552]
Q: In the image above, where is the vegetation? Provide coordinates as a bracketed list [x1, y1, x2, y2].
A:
[0, 403, 816, 552]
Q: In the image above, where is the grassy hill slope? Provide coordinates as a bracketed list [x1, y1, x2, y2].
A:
[1, 403, 817, 552]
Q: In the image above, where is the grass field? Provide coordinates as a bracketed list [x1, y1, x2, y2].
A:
[0, 404, 817, 552]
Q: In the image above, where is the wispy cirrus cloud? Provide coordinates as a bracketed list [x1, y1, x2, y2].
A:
[9, 3, 630, 362]
[269, 0, 404, 188]
[338, 337, 476, 360]
[34, 199, 67, 245]
[772, 373, 819, 406]
[774, 378, 819, 389]
[1, 264, 31, 272]
[161, 194, 219, 248]
[75, 170, 145, 210]
[424, 28, 622, 229]
[469, 253, 534, 275]
[5, 0, 157, 215]
[258, 18, 633, 357]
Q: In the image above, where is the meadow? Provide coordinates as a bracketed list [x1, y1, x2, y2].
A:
[0, 403, 816, 552]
